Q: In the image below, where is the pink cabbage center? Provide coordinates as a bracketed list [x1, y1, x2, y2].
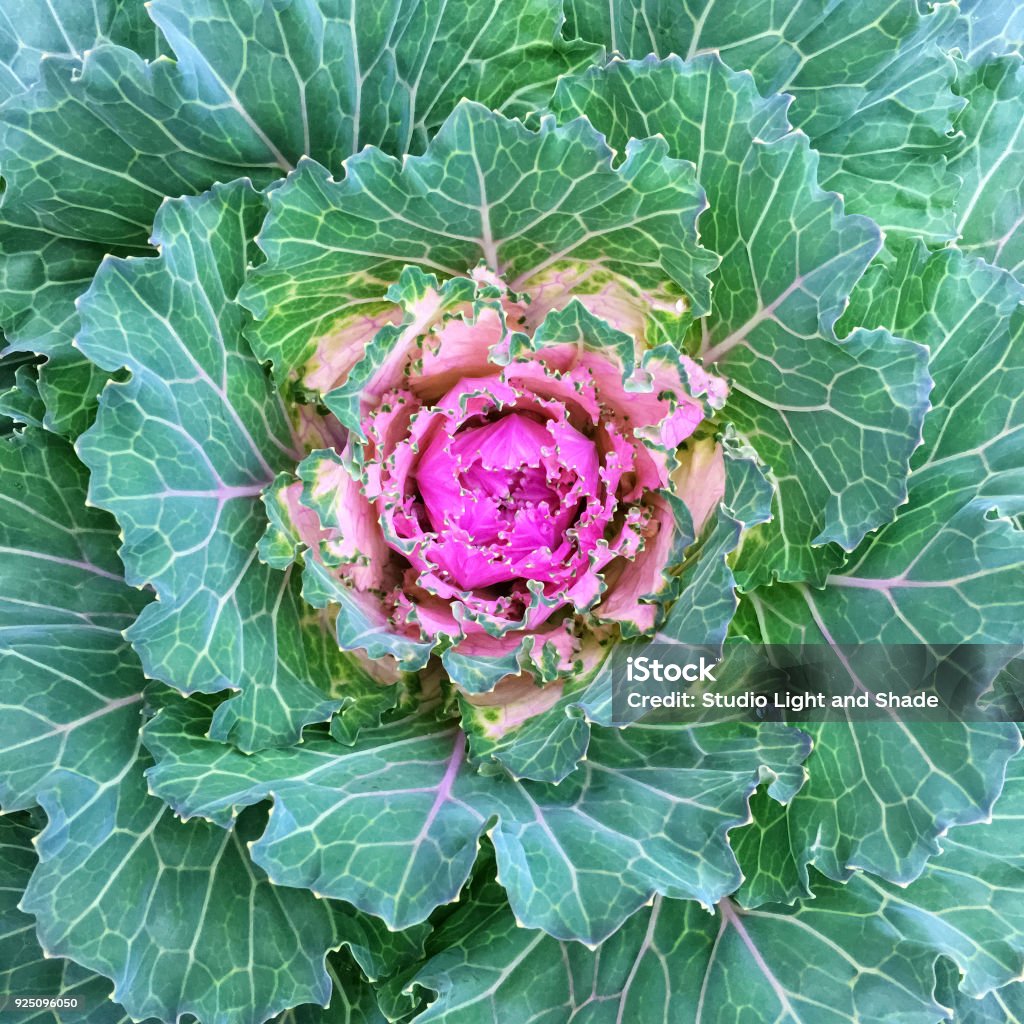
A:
[290, 284, 729, 689]
[416, 411, 599, 589]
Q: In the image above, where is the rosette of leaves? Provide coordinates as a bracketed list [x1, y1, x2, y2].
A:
[1, 2, 1023, 1023]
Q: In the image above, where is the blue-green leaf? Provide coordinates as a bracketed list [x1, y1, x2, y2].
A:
[242, 99, 716, 386]
[143, 691, 810, 946]
[564, 0, 964, 240]
[552, 56, 931, 586]
[0, 428, 148, 811]
[75, 181, 342, 751]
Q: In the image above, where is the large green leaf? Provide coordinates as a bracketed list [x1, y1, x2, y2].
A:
[21, 742, 384, 1024]
[0, 4, 163, 437]
[564, 0, 964, 241]
[735, 752, 1024, 1003]
[764, 243, 1024, 644]
[0, 432, 410, 1022]
[551, 56, 930, 587]
[956, 0, 1024, 64]
[0, 812, 163, 1024]
[148, 0, 600, 162]
[0, 0, 163, 105]
[863, 753, 1024, 999]
[733, 718, 1022, 899]
[0, 2, 600, 249]
[726, 241, 1024, 887]
[242, 98, 716, 386]
[950, 55, 1024, 284]
[0, 227, 129, 436]
[398, 870, 948, 1024]
[405, 784, 1024, 1024]
[0, 0, 596, 435]
[143, 690, 809, 945]
[737, 625, 1022, 887]
[74, 181, 344, 751]
[0, 38, 290, 434]
[0, 429, 150, 811]
[2, 808, 409, 1024]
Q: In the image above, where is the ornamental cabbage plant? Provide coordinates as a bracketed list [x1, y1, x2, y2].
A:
[1, 2, 1023, 1022]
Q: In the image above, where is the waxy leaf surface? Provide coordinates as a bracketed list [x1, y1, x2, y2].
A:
[243, 98, 716, 387]
[551, 56, 930, 586]
[75, 181, 342, 751]
[144, 692, 810, 946]
[564, 0, 964, 240]
[0, 429, 148, 811]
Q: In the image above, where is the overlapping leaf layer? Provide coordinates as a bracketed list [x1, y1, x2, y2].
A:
[1, 2, 1023, 1022]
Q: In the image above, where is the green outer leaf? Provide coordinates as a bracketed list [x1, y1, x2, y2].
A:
[736, 230, 1024, 892]
[863, 753, 1024, 999]
[956, 0, 1024, 64]
[937, 959, 1024, 1024]
[0, 0, 599, 433]
[0, 429, 149, 812]
[270, 856, 431, 1024]
[0, 210, 140, 335]
[32, 358, 114, 438]
[22, 749, 345, 1024]
[0, 813, 160, 1024]
[742, 658, 1022, 888]
[0, 355, 45, 429]
[401, 872, 946, 1024]
[148, 0, 601, 162]
[0, 0, 164, 105]
[564, 0, 964, 240]
[950, 55, 1024, 283]
[75, 181, 342, 751]
[551, 56, 931, 586]
[0, 207, 141, 438]
[745, 237, 1024, 897]
[242, 99, 716, 384]
[774, 243, 1024, 644]
[777, 0, 962, 242]
[0, 640, 144, 811]
[745, 245, 1024, 897]
[142, 693, 809, 945]
[0, 431, 402, 1023]
[735, 752, 1024, 1001]
[3, 795, 411, 1024]
[0, 44, 286, 433]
